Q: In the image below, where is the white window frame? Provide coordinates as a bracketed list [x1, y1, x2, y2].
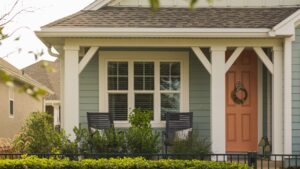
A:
[99, 51, 189, 128]
[8, 86, 14, 118]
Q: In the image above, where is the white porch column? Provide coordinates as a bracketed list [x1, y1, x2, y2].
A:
[210, 46, 227, 154]
[284, 38, 292, 154]
[272, 47, 284, 154]
[63, 45, 80, 139]
[53, 104, 60, 126]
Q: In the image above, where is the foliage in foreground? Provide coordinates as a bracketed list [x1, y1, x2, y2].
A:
[170, 132, 211, 159]
[0, 156, 252, 169]
[126, 108, 160, 153]
[12, 112, 65, 153]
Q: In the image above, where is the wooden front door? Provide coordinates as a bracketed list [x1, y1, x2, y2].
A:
[226, 50, 258, 152]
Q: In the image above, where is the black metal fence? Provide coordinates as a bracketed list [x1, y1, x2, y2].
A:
[0, 153, 300, 169]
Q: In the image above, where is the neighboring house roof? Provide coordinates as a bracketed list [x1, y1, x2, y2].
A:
[42, 7, 299, 29]
[22, 60, 60, 100]
[0, 58, 53, 94]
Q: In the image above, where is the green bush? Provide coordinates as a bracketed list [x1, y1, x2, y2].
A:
[170, 132, 211, 159]
[0, 156, 252, 169]
[12, 112, 65, 153]
[126, 109, 160, 153]
[61, 125, 127, 154]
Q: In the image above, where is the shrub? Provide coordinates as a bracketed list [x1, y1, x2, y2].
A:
[170, 132, 211, 159]
[12, 112, 64, 153]
[126, 109, 160, 154]
[61, 125, 127, 154]
[0, 156, 252, 169]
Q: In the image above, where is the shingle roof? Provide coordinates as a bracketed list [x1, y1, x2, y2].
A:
[0, 58, 52, 93]
[23, 60, 60, 100]
[43, 7, 299, 29]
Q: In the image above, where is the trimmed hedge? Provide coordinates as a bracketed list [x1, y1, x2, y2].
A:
[0, 156, 252, 169]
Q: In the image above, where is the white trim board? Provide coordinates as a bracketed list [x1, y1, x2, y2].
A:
[271, 9, 300, 37]
[36, 28, 271, 38]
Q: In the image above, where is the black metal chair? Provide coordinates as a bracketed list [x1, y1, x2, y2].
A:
[86, 112, 113, 133]
[164, 112, 193, 153]
[86, 112, 114, 153]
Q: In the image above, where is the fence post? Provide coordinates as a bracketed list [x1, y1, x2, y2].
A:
[247, 152, 257, 169]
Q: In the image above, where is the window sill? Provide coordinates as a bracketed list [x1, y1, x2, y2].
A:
[113, 121, 166, 128]
[9, 115, 14, 119]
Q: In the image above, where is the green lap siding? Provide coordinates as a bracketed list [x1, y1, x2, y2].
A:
[189, 52, 211, 140]
[78, 51, 211, 139]
[292, 28, 300, 154]
[79, 56, 99, 128]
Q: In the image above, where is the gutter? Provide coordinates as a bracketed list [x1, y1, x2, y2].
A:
[35, 28, 272, 38]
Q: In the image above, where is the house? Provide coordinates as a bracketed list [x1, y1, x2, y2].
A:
[23, 60, 61, 127]
[36, 0, 300, 155]
[0, 58, 52, 138]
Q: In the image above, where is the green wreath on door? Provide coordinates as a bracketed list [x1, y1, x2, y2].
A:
[231, 81, 248, 105]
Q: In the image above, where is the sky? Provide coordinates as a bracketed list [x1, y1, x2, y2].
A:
[0, 0, 94, 69]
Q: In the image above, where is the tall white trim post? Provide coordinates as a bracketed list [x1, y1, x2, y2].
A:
[63, 45, 80, 139]
[284, 38, 292, 154]
[210, 46, 227, 155]
[272, 47, 284, 155]
[53, 104, 60, 126]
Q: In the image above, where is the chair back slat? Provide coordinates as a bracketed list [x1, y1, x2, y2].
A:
[87, 112, 113, 131]
[165, 112, 193, 146]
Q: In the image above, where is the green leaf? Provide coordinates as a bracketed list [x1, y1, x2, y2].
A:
[149, 0, 160, 11]
[190, 0, 198, 9]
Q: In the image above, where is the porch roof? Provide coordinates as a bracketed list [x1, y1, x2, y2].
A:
[43, 7, 299, 29]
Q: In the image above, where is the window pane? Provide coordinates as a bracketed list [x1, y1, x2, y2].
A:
[161, 93, 180, 120]
[108, 62, 117, 75]
[171, 77, 180, 90]
[108, 77, 118, 90]
[118, 77, 128, 90]
[160, 63, 170, 76]
[9, 100, 13, 116]
[118, 62, 128, 75]
[134, 62, 143, 75]
[134, 77, 143, 90]
[135, 94, 154, 120]
[134, 62, 154, 90]
[160, 62, 180, 91]
[171, 62, 180, 76]
[160, 77, 170, 90]
[145, 63, 154, 75]
[145, 77, 154, 90]
[107, 62, 128, 90]
[109, 94, 128, 121]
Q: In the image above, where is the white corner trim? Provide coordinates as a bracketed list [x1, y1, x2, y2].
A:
[210, 46, 226, 154]
[270, 9, 300, 37]
[253, 47, 274, 75]
[84, 0, 113, 10]
[272, 47, 284, 154]
[79, 47, 99, 74]
[225, 47, 245, 72]
[284, 37, 292, 154]
[191, 47, 211, 74]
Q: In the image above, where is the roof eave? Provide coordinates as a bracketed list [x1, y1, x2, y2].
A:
[36, 27, 273, 38]
[0, 67, 54, 95]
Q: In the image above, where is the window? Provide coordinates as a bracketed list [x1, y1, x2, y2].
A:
[108, 62, 128, 120]
[160, 62, 180, 120]
[9, 87, 14, 117]
[100, 51, 189, 127]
